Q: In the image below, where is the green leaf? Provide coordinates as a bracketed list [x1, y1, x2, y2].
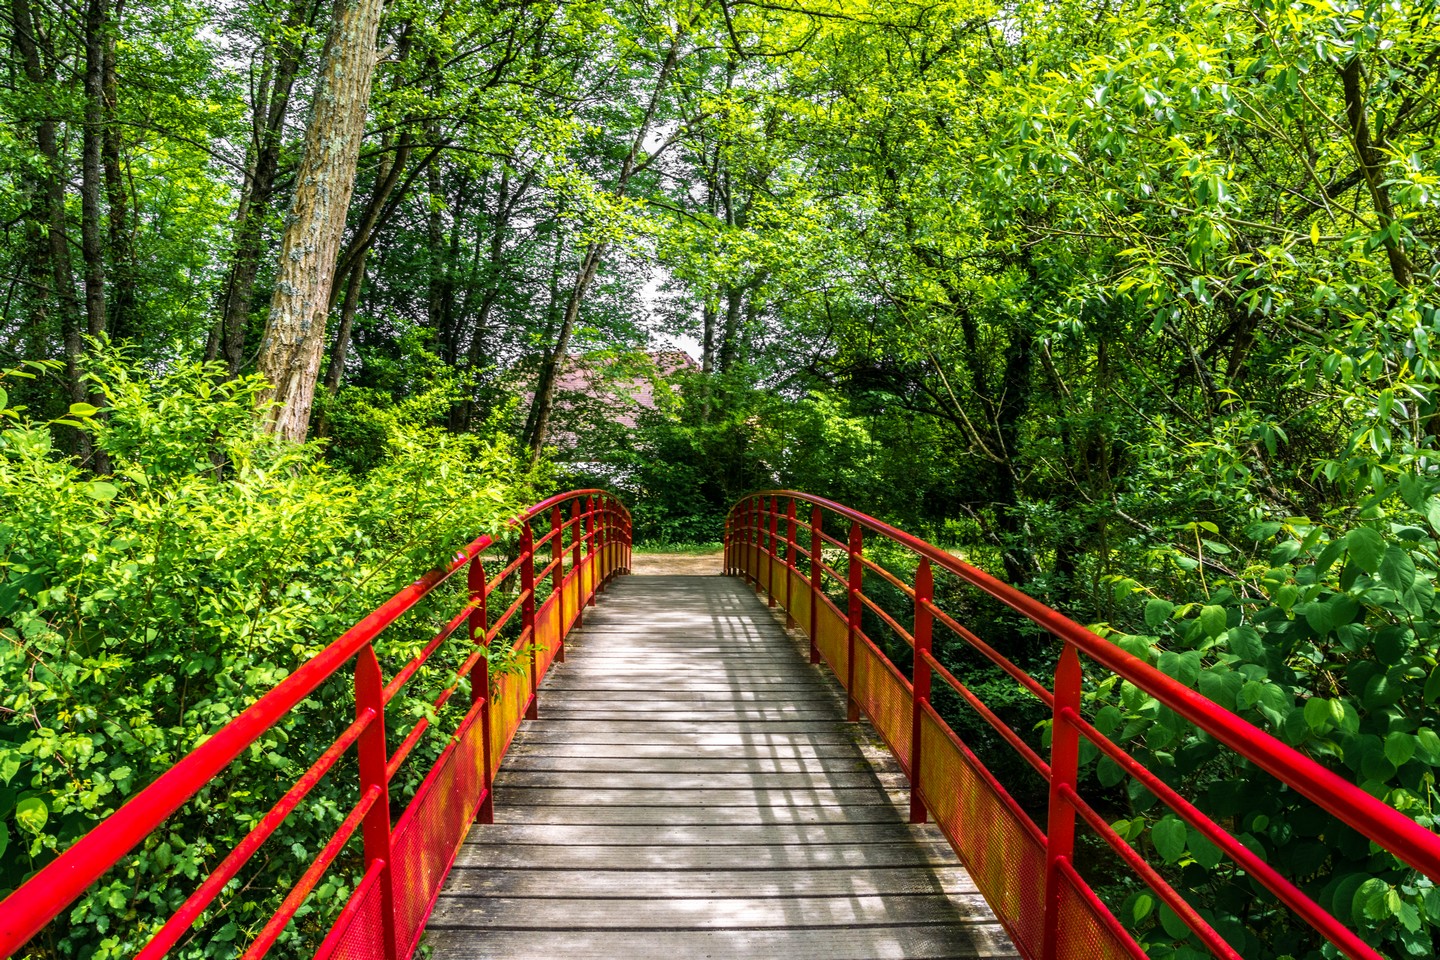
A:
[1378, 545, 1417, 592]
[1345, 527, 1386, 574]
[1426, 663, 1440, 703]
[1152, 816, 1188, 862]
[84, 481, 119, 502]
[0, 386, 7, 412]
[0, 824, 7, 859]
[1227, 625, 1264, 660]
[1197, 604, 1227, 638]
[1144, 599, 1174, 629]
[15, 797, 47, 834]
[1133, 893, 1154, 922]
[68, 402, 100, 418]
[1304, 697, 1334, 733]
[1158, 649, 1202, 687]
[1385, 732, 1416, 768]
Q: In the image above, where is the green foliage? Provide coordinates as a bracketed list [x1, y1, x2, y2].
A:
[0, 356, 532, 957]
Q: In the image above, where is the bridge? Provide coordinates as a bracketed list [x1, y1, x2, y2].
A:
[2, 489, 1438, 960]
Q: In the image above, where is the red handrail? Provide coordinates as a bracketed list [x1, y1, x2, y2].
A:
[725, 490, 1440, 960]
[0, 489, 631, 959]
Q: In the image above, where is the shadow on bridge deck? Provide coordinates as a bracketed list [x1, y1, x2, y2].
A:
[424, 574, 1021, 959]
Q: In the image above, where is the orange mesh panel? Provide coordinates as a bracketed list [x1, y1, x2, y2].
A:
[534, 597, 560, 679]
[852, 635, 914, 774]
[488, 651, 532, 776]
[315, 866, 384, 960]
[919, 709, 1046, 957]
[390, 705, 486, 954]
[769, 559, 787, 601]
[562, 574, 580, 634]
[791, 571, 813, 635]
[814, 597, 848, 683]
[1056, 863, 1145, 960]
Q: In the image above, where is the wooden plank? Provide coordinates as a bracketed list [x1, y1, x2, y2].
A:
[495, 769, 898, 790]
[440, 865, 981, 898]
[429, 892, 999, 928]
[500, 754, 876, 773]
[490, 786, 896, 807]
[493, 804, 909, 826]
[453, 840, 962, 871]
[425, 925, 1021, 960]
[462, 822, 933, 846]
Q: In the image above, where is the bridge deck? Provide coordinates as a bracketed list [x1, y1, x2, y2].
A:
[425, 573, 1020, 959]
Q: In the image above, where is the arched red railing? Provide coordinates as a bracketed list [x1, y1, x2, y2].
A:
[725, 491, 1440, 960]
[0, 490, 630, 960]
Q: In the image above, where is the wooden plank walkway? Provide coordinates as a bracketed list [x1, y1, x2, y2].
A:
[426, 573, 1020, 959]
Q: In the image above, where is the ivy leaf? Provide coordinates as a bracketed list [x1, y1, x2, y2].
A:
[1345, 527, 1386, 574]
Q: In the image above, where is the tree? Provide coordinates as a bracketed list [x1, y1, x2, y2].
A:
[256, 0, 386, 441]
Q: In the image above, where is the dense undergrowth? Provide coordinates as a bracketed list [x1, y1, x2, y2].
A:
[0, 357, 537, 958]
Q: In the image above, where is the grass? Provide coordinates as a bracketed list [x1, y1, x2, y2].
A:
[633, 541, 724, 555]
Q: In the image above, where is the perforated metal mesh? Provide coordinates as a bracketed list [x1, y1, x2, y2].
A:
[534, 598, 560, 679]
[315, 864, 385, 960]
[919, 710, 1046, 957]
[1056, 863, 1145, 960]
[814, 599, 849, 682]
[769, 560, 787, 600]
[489, 653, 532, 777]
[853, 636, 914, 774]
[790, 571, 813, 635]
[391, 704, 486, 954]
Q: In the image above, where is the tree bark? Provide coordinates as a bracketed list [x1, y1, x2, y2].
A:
[101, 0, 134, 340]
[1341, 57, 1413, 289]
[12, 0, 85, 419]
[257, 0, 386, 442]
[82, 0, 108, 339]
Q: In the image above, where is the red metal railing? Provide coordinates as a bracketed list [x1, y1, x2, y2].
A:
[0, 489, 630, 960]
[725, 491, 1440, 960]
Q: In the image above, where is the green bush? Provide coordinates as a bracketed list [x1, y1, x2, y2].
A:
[0, 356, 534, 958]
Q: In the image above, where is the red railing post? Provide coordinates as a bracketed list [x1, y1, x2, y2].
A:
[785, 499, 798, 628]
[845, 520, 863, 722]
[585, 495, 598, 606]
[809, 505, 822, 664]
[767, 497, 779, 606]
[909, 558, 934, 823]
[1042, 644, 1083, 960]
[468, 558, 494, 824]
[521, 521, 539, 721]
[552, 505, 565, 663]
[571, 498, 584, 629]
[354, 645, 398, 960]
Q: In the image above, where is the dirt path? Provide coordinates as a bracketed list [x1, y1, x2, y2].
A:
[629, 551, 724, 576]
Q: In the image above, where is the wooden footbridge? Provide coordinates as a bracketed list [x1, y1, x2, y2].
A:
[3, 490, 1439, 960]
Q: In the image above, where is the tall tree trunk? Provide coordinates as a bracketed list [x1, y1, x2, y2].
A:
[101, 0, 134, 340]
[322, 249, 368, 395]
[81, 0, 108, 340]
[257, 0, 386, 442]
[1341, 57, 1412, 289]
[12, 0, 85, 420]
